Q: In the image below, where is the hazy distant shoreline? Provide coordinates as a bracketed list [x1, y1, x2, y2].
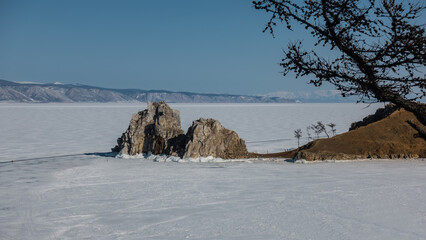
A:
[0, 79, 358, 103]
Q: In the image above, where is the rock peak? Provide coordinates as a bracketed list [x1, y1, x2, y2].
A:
[112, 101, 184, 156]
[183, 118, 248, 159]
[113, 102, 248, 159]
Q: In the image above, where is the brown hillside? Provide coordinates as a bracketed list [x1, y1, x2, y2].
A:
[295, 108, 426, 161]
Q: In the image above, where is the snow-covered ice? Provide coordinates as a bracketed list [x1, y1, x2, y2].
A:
[0, 157, 425, 240]
[0, 103, 424, 240]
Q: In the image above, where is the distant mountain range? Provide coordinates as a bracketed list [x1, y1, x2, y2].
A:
[0, 79, 297, 103]
[262, 90, 356, 103]
[0, 79, 354, 103]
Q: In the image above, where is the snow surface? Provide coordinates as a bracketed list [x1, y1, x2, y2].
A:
[0, 157, 425, 240]
[1, 103, 425, 240]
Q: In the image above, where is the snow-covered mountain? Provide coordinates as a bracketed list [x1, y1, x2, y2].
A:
[0, 79, 294, 103]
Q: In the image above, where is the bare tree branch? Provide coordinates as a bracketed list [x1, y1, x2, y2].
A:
[254, 0, 426, 125]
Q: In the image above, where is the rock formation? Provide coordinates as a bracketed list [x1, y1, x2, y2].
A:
[112, 101, 185, 155]
[183, 118, 248, 159]
[113, 102, 248, 159]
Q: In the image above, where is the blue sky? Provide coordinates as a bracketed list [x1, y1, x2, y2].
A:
[0, 0, 331, 95]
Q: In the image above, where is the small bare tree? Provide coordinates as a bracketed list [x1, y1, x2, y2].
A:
[311, 124, 321, 139]
[317, 121, 330, 138]
[294, 129, 302, 148]
[328, 123, 337, 136]
[306, 126, 312, 142]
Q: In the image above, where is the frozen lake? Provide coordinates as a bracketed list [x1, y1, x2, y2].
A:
[0, 102, 382, 162]
[1, 103, 425, 239]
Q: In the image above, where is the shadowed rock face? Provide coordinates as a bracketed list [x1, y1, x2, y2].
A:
[113, 102, 248, 159]
[183, 118, 248, 159]
[112, 101, 185, 155]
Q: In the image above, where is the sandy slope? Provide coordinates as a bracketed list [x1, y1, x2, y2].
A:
[297, 109, 426, 160]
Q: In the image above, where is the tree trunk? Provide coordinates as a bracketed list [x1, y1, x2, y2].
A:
[324, 23, 426, 127]
[393, 99, 426, 127]
[406, 120, 426, 139]
[375, 88, 426, 127]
